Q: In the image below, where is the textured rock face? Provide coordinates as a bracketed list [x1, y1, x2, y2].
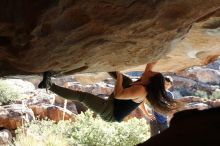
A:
[0, 0, 220, 76]
[29, 105, 75, 122]
[166, 59, 220, 97]
[154, 18, 220, 72]
[0, 129, 12, 146]
[0, 104, 34, 130]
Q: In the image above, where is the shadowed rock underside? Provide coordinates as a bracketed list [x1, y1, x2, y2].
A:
[0, 0, 220, 76]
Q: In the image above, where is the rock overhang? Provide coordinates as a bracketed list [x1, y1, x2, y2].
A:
[0, 0, 220, 77]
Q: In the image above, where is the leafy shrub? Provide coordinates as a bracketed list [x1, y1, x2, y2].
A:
[14, 119, 73, 146]
[0, 79, 22, 104]
[69, 110, 149, 146]
[14, 110, 149, 146]
[209, 90, 220, 99]
[194, 90, 208, 98]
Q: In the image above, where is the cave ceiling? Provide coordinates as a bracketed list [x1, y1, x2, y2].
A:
[0, 0, 220, 77]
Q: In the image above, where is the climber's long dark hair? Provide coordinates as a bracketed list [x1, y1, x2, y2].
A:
[145, 73, 179, 115]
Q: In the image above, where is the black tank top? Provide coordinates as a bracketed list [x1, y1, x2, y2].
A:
[113, 98, 142, 122]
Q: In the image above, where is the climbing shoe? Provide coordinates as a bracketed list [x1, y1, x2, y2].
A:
[38, 71, 53, 90]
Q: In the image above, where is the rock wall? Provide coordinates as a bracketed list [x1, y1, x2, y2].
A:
[169, 58, 220, 97]
[0, 0, 220, 76]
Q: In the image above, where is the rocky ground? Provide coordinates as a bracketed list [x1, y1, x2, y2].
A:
[169, 58, 220, 98]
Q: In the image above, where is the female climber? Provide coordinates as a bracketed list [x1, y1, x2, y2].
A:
[38, 63, 179, 122]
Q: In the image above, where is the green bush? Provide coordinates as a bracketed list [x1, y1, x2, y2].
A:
[209, 90, 220, 99]
[14, 119, 75, 146]
[194, 90, 208, 98]
[69, 110, 149, 146]
[0, 80, 21, 104]
[14, 110, 149, 146]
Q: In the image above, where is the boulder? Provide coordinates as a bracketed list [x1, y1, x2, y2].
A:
[0, 104, 34, 130]
[26, 89, 55, 105]
[29, 104, 76, 122]
[62, 82, 114, 96]
[0, 129, 12, 146]
[180, 67, 220, 85]
[3, 79, 35, 94]
[207, 57, 220, 70]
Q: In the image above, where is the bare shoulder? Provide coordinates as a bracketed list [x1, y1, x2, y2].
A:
[114, 84, 147, 100]
[130, 84, 147, 96]
[132, 84, 146, 90]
